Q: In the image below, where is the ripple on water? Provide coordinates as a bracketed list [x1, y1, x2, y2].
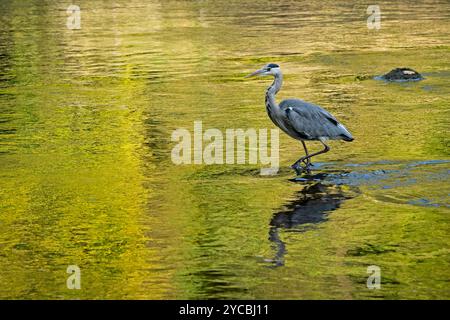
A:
[290, 160, 450, 208]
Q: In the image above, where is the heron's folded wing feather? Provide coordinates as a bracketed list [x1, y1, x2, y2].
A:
[281, 99, 345, 139]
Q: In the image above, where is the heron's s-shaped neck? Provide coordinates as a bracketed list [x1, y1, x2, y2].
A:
[266, 72, 283, 109]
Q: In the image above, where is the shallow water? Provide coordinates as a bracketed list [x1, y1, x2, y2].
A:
[0, 0, 449, 299]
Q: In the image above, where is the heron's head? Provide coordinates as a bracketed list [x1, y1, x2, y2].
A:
[246, 63, 281, 78]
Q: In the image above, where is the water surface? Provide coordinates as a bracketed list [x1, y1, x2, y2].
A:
[0, 0, 449, 299]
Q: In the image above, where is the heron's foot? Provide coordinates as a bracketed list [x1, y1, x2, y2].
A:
[291, 163, 302, 175]
[291, 162, 312, 176]
[305, 162, 314, 174]
[303, 163, 312, 175]
[301, 159, 314, 167]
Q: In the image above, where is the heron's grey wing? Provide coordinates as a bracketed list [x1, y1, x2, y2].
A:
[280, 99, 353, 140]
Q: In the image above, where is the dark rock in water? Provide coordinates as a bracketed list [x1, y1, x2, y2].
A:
[381, 68, 423, 82]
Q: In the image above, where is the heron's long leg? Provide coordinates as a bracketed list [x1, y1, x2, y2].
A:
[291, 141, 311, 168]
[291, 140, 330, 175]
[291, 141, 311, 175]
[301, 141, 311, 166]
[301, 140, 330, 164]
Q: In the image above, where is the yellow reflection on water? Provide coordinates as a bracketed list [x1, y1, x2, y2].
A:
[0, 0, 448, 299]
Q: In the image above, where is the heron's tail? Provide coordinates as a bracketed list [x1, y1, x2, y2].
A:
[337, 123, 354, 142]
[341, 135, 354, 142]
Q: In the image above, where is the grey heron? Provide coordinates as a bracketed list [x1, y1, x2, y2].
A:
[246, 63, 354, 175]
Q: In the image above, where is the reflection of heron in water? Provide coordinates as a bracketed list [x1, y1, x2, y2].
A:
[267, 181, 358, 267]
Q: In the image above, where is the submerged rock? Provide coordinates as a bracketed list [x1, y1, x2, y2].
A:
[381, 67, 423, 82]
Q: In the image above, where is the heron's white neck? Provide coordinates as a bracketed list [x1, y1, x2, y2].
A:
[265, 73, 283, 109]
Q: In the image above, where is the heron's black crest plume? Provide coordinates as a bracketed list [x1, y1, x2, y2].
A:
[267, 63, 279, 69]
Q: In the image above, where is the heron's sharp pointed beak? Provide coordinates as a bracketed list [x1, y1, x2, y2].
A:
[245, 69, 265, 78]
